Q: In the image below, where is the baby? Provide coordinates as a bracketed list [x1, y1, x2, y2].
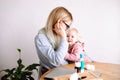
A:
[65, 28, 92, 63]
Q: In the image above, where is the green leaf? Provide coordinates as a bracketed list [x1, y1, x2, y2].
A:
[17, 48, 21, 53]
[2, 69, 11, 73]
[22, 71, 32, 76]
[1, 75, 9, 80]
[17, 48, 21, 59]
[1, 48, 40, 80]
[16, 64, 25, 74]
[25, 63, 40, 71]
[19, 71, 32, 80]
[1, 68, 16, 80]
[17, 59, 22, 66]
[3, 68, 16, 75]
[15, 58, 25, 76]
[27, 76, 34, 80]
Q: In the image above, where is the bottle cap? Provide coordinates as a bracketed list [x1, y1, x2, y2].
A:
[80, 54, 83, 58]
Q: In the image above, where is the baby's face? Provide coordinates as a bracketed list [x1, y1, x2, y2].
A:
[67, 30, 78, 46]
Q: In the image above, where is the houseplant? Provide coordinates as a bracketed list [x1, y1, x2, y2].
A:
[0, 48, 40, 80]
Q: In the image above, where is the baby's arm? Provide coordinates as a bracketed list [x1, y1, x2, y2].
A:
[65, 42, 83, 62]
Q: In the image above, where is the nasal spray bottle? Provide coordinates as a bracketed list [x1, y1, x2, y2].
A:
[80, 54, 85, 73]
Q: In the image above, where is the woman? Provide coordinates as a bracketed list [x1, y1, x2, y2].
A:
[34, 6, 73, 76]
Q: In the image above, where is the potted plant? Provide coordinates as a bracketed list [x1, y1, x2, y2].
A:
[0, 48, 40, 80]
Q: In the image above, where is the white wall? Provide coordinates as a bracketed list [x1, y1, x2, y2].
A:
[0, 0, 120, 79]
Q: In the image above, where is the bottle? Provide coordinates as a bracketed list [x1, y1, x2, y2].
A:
[80, 54, 85, 73]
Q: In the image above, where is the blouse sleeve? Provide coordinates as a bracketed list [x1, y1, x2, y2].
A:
[35, 34, 68, 67]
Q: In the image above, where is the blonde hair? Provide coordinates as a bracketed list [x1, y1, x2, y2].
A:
[39, 6, 73, 50]
[67, 27, 79, 39]
[67, 27, 85, 43]
[67, 28, 79, 35]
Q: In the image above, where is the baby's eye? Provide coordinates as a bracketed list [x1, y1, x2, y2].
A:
[67, 35, 69, 37]
[72, 36, 74, 38]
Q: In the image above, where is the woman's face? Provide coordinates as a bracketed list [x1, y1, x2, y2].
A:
[53, 20, 71, 34]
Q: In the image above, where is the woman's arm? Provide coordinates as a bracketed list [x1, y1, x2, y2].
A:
[35, 34, 68, 68]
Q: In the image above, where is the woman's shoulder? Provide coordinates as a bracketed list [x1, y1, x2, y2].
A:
[36, 28, 46, 37]
[35, 32, 47, 40]
[35, 33, 50, 46]
[37, 33, 46, 38]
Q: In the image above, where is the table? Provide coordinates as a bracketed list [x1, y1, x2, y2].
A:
[40, 62, 120, 80]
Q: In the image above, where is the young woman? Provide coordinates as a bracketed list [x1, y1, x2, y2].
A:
[34, 6, 73, 76]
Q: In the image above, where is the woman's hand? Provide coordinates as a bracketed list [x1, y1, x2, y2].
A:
[53, 19, 67, 39]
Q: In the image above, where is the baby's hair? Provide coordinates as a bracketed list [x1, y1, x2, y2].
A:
[67, 27, 79, 36]
[71, 28, 79, 33]
[67, 27, 85, 43]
